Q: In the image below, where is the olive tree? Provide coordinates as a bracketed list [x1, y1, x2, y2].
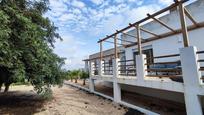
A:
[0, 0, 66, 94]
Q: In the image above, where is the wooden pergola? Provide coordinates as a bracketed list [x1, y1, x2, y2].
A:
[97, 0, 204, 61]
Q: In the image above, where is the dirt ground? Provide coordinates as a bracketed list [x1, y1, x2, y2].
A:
[0, 85, 131, 115]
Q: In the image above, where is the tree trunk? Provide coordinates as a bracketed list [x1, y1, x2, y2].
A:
[75, 79, 77, 83]
[83, 79, 86, 85]
[71, 78, 73, 82]
[0, 83, 2, 92]
[4, 83, 10, 93]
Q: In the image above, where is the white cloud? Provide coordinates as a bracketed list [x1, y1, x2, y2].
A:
[53, 33, 87, 70]
[59, 13, 75, 21]
[71, 0, 85, 8]
[158, 0, 174, 6]
[90, 0, 104, 5]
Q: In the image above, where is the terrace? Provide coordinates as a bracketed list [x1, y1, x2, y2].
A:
[82, 0, 204, 114]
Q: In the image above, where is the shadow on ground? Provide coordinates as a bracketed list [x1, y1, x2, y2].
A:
[0, 91, 46, 115]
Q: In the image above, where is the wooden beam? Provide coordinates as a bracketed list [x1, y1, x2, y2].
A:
[116, 37, 135, 43]
[136, 25, 142, 55]
[114, 35, 118, 58]
[147, 13, 176, 33]
[178, 2, 189, 47]
[103, 40, 125, 46]
[97, 0, 187, 43]
[122, 31, 145, 41]
[125, 21, 204, 48]
[122, 32, 137, 38]
[184, 8, 198, 27]
[109, 34, 135, 43]
[100, 42, 103, 60]
[140, 27, 160, 37]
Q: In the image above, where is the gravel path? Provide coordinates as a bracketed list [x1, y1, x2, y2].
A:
[0, 85, 129, 115]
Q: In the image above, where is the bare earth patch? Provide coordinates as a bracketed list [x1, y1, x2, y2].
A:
[0, 85, 129, 115]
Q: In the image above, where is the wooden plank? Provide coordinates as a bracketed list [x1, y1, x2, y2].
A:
[146, 75, 182, 78]
[118, 60, 134, 62]
[145, 54, 180, 60]
[118, 65, 135, 67]
[146, 68, 181, 72]
[145, 61, 180, 65]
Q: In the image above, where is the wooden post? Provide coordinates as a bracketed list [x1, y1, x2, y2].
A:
[178, 1, 189, 47]
[100, 42, 103, 60]
[114, 35, 118, 59]
[136, 25, 142, 55]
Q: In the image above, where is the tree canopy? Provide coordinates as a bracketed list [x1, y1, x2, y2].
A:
[0, 0, 66, 94]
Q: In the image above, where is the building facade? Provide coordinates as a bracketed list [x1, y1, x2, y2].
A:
[84, 0, 204, 114]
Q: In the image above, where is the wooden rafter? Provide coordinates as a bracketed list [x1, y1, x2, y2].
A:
[109, 35, 135, 43]
[184, 8, 198, 27]
[147, 13, 176, 33]
[103, 40, 125, 46]
[122, 32, 137, 38]
[140, 27, 160, 37]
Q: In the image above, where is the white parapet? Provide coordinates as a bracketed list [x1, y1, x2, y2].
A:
[99, 60, 104, 76]
[180, 46, 203, 115]
[89, 61, 94, 76]
[136, 54, 147, 82]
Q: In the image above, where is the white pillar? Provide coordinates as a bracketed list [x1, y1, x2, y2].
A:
[85, 61, 89, 72]
[113, 58, 121, 103]
[89, 61, 95, 92]
[180, 46, 203, 115]
[89, 61, 94, 76]
[136, 54, 147, 81]
[89, 78, 94, 93]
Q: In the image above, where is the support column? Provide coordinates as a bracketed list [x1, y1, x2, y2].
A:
[136, 54, 147, 81]
[180, 46, 202, 115]
[85, 61, 89, 72]
[178, 1, 189, 47]
[89, 61, 95, 92]
[113, 58, 121, 103]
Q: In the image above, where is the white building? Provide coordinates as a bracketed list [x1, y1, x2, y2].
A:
[84, 0, 204, 114]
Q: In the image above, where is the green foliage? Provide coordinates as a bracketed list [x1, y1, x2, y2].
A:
[80, 70, 89, 79]
[0, 0, 66, 95]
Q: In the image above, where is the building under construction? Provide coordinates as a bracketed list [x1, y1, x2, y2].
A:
[83, 0, 204, 114]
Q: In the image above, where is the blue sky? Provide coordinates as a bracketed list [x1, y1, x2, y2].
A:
[45, 0, 174, 70]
